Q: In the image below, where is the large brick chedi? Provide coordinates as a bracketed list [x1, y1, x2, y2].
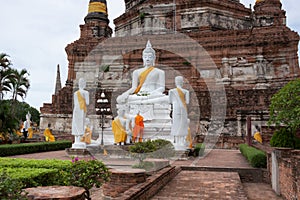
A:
[40, 0, 112, 136]
[40, 0, 299, 142]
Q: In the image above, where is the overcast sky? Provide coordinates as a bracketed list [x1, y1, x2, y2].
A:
[0, 0, 299, 110]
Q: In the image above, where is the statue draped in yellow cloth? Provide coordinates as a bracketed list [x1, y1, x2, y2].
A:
[71, 78, 89, 148]
[44, 124, 55, 142]
[81, 118, 92, 144]
[27, 126, 34, 139]
[169, 76, 190, 148]
[16, 122, 23, 136]
[112, 109, 128, 145]
[254, 132, 262, 143]
[253, 125, 263, 144]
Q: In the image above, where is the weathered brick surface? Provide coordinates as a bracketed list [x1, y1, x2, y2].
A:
[276, 150, 300, 200]
[255, 145, 300, 200]
[24, 186, 86, 200]
[41, 0, 300, 144]
[102, 166, 180, 200]
[102, 168, 147, 198]
[152, 171, 247, 200]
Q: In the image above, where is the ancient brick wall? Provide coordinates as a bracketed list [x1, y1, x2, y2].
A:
[102, 166, 181, 200]
[40, 0, 300, 140]
[278, 150, 300, 200]
[259, 147, 300, 200]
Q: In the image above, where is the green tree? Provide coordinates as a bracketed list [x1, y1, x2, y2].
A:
[14, 101, 40, 125]
[10, 69, 30, 101]
[0, 54, 12, 100]
[0, 69, 13, 100]
[0, 101, 19, 139]
[0, 100, 40, 142]
[0, 53, 10, 68]
[268, 78, 300, 132]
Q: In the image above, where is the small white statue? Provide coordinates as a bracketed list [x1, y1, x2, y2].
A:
[116, 40, 168, 105]
[71, 78, 89, 149]
[169, 76, 190, 148]
[23, 112, 31, 139]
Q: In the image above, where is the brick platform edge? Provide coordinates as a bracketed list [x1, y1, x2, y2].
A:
[103, 166, 181, 200]
[181, 166, 266, 183]
[254, 143, 300, 200]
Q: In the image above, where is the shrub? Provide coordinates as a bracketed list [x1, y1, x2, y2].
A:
[0, 158, 71, 170]
[129, 140, 157, 154]
[239, 144, 267, 168]
[194, 143, 205, 156]
[295, 137, 300, 149]
[68, 159, 110, 200]
[0, 157, 110, 200]
[0, 158, 72, 187]
[151, 139, 175, 158]
[0, 140, 72, 156]
[0, 167, 64, 188]
[129, 139, 175, 158]
[0, 170, 27, 200]
[270, 128, 299, 149]
[129, 139, 175, 165]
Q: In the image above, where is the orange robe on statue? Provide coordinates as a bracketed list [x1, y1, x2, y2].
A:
[133, 114, 144, 143]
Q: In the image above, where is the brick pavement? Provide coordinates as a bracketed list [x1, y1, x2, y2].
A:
[9, 149, 282, 200]
[172, 149, 251, 168]
[151, 171, 247, 200]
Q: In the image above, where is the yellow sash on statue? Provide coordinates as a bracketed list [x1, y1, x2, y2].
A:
[186, 127, 193, 148]
[176, 88, 187, 110]
[112, 119, 127, 143]
[77, 91, 87, 113]
[134, 67, 155, 94]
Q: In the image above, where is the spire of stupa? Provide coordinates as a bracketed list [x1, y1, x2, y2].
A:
[55, 64, 62, 95]
[84, 0, 109, 23]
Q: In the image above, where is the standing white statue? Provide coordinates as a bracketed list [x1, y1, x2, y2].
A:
[72, 78, 89, 149]
[169, 76, 190, 149]
[117, 40, 168, 105]
[23, 112, 31, 139]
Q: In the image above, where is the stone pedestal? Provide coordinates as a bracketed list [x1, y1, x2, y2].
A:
[24, 186, 86, 200]
[65, 148, 90, 158]
[117, 102, 172, 141]
[102, 168, 146, 198]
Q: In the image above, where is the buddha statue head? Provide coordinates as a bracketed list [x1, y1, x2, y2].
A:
[142, 40, 156, 67]
[78, 78, 86, 90]
[175, 76, 184, 88]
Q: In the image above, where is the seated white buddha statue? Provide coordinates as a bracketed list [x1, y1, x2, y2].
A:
[117, 40, 169, 105]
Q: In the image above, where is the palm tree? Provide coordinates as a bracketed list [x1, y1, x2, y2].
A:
[10, 69, 30, 101]
[0, 69, 14, 100]
[0, 53, 10, 69]
[0, 53, 12, 100]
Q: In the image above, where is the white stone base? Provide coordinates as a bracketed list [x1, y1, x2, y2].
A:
[72, 142, 87, 149]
